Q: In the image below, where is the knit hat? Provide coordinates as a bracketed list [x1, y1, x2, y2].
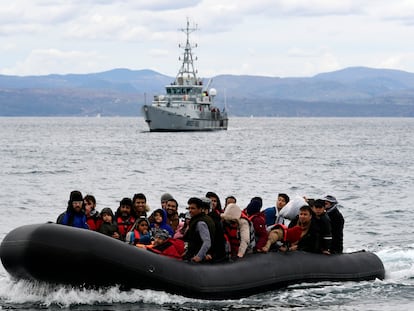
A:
[120, 197, 133, 207]
[286, 226, 302, 244]
[69, 190, 83, 202]
[153, 228, 169, 240]
[100, 207, 114, 218]
[323, 195, 337, 204]
[160, 193, 173, 202]
[246, 199, 262, 215]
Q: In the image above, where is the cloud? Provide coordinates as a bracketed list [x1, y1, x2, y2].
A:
[1, 49, 107, 76]
[1, 1, 414, 77]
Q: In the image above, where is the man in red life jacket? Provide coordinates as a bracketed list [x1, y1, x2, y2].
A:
[84, 194, 102, 231]
[114, 197, 136, 241]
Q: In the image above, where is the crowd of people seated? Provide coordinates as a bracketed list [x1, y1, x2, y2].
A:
[56, 190, 345, 263]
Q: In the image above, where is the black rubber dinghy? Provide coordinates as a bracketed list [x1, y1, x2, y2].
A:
[0, 223, 385, 299]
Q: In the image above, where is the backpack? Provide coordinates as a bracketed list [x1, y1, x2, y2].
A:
[247, 218, 256, 250]
[241, 212, 256, 250]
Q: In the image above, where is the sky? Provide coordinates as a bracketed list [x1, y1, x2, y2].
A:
[1, 0, 414, 78]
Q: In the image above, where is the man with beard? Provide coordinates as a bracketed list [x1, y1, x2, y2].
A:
[165, 198, 179, 232]
[114, 197, 136, 241]
[288, 205, 319, 253]
[57, 190, 89, 229]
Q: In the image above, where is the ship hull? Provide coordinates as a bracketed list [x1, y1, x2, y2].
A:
[142, 105, 228, 132]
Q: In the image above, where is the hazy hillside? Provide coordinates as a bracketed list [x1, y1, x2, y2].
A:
[1, 67, 414, 116]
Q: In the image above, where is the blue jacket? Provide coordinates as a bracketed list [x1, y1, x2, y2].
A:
[150, 208, 174, 237]
[58, 210, 89, 229]
[263, 206, 285, 227]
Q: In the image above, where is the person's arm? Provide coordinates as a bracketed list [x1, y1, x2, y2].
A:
[193, 221, 211, 261]
[321, 217, 332, 254]
[237, 219, 250, 257]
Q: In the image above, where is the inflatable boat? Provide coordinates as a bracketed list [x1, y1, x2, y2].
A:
[0, 223, 385, 299]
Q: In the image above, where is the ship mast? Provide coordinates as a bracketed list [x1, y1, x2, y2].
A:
[176, 19, 199, 86]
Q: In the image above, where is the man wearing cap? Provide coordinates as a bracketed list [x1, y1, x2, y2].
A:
[56, 190, 89, 229]
[324, 195, 344, 254]
[160, 193, 174, 210]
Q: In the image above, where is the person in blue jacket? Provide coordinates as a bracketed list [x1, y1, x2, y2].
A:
[56, 190, 89, 229]
[149, 208, 174, 237]
[263, 193, 290, 228]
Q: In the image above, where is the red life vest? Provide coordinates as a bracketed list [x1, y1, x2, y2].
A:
[270, 224, 302, 244]
[271, 224, 289, 243]
[117, 216, 136, 238]
[133, 229, 142, 242]
[87, 217, 102, 231]
[223, 212, 257, 256]
[223, 221, 239, 257]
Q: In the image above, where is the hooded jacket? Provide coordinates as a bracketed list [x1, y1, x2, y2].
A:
[56, 197, 89, 230]
[221, 203, 251, 257]
[150, 209, 174, 237]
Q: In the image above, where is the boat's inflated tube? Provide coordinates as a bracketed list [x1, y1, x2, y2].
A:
[0, 223, 385, 299]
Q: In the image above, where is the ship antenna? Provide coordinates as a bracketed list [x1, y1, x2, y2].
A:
[176, 19, 199, 85]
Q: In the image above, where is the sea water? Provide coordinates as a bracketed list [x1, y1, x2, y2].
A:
[0, 117, 413, 310]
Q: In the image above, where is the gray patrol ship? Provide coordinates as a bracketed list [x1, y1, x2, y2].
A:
[142, 21, 228, 132]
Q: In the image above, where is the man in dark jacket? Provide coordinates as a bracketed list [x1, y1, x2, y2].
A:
[311, 199, 332, 254]
[183, 197, 215, 263]
[324, 195, 344, 254]
[56, 190, 89, 229]
[288, 205, 320, 253]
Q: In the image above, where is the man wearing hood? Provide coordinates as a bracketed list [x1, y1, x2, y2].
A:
[56, 190, 89, 229]
[245, 198, 268, 252]
[324, 195, 344, 254]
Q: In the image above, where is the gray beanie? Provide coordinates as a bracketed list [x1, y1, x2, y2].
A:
[153, 228, 170, 240]
[160, 193, 174, 202]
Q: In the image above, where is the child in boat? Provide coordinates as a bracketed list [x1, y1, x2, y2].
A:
[98, 208, 120, 239]
[147, 228, 185, 259]
[149, 208, 174, 237]
[125, 216, 152, 246]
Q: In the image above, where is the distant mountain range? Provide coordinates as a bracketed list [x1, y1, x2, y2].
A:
[1, 66, 414, 116]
